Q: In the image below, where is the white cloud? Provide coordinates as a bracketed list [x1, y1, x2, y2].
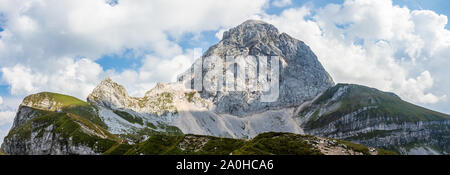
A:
[0, 0, 268, 66]
[1, 58, 103, 100]
[109, 49, 200, 97]
[0, 96, 23, 145]
[262, 0, 449, 106]
[0, 127, 9, 145]
[0, 0, 269, 100]
[272, 0, 292, 8]
[410, 10, 450, 58]
[0, 97, 21, 111]
[0, 0, 448, 145]
[0, 110, 14, 126]
[0, 0, 448, 113]
[400, 71, 446, 104]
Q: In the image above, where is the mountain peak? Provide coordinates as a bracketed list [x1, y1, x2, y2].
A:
[241, 19, 267, 24]
[222, 19, 279, 43]
[87, 78, 129, 108]
[194, 20, 335, 116]
[97, 77, 123, 89]
[144, 82, 168, 97]
[236, 19, 276, 30]
[102, 77, 114, 83]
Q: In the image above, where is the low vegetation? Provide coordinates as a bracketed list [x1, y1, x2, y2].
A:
[24, 92, 89, 108]
[103, 143, 134, 155]
[5, 108, 119, 154]
[102, 132, 394, 155]
[113, 109, 144, 125]
[233, 132, 322, 155]
[23, 92, 108, 129]
[4, 91, 398, 155]
[304, 84, 450, 129]
[185, 92, 196, 102]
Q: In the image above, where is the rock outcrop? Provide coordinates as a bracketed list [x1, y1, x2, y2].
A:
[296, 84, 450, 154]
[1, 93, 118, 155]
[180, 20, 334, 116]
[87, 79, 303, 141]
[2, 20, 449, 155]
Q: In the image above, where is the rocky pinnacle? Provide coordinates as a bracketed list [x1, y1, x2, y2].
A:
[182, 20, 335, 116]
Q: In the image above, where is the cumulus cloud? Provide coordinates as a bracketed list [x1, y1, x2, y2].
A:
[0, 0, 448, 145]
[0, 127, 9, 145]
[110, 49, 200, 97]
[401, 71, 446, 104]
[0, 110, 14, 126]
[1, 58, 103, 100]
[0, 0, 268, 66]
[0, 0, 268, 99]
[0, 96, 19, 145]
[0, 0, 449, 110]
[261, 0, 448, 105]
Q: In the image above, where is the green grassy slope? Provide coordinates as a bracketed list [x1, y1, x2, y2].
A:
[3, 91, 399, 155]
[23, 92, 89, 108]
[4, 108, 119, 154]
[3, 92, 120, 154]
[304, 84, 450, 129]
[120, 134, 245, 155]
[23, 92, 107, 129]
[233, 132, 322, 155]
[103, 132, 395, 155]
[299, 84, 450, 154]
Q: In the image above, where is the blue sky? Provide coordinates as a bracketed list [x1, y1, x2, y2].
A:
[93, 0, 450, 74]
[0, 0, 450, 143]
[0, 0, 448, 106]
[92, 0, 450, 74]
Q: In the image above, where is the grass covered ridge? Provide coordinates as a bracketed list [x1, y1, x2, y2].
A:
[303, 84, 450, 129]
[5, 108, 119, 154]
[22, 92, 107, 129]
[103, 132, 394, 155]
[233, 132, 322, 155]
[4, 91, 399, 155]
[23, 92, 89, 109]
[113, 109, 144, 125]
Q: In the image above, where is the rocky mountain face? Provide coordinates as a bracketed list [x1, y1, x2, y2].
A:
[86, 78, 303, 141]
[296, 84, 450, 154]
[1, 93, 118, 155]
[1, 20, 449, 155]
[180, 20, 334, 116]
